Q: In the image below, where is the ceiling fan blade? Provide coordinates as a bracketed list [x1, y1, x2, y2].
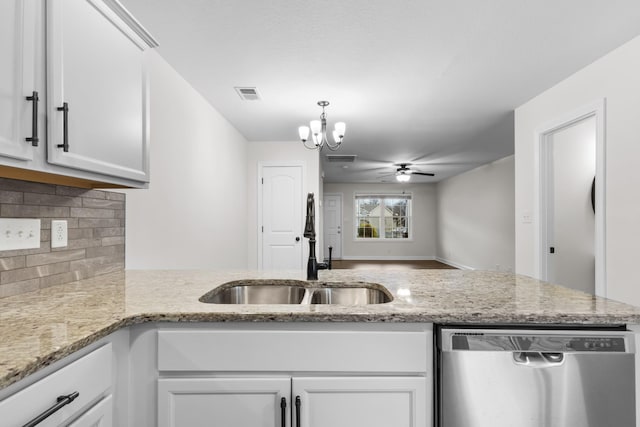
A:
[412, 172, 435, 176]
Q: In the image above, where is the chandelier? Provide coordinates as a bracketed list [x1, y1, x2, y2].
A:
[298, 101, 345, 150]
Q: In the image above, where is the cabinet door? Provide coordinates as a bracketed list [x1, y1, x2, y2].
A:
[158, 377, 291, 427]
[0, 0, 38, 161]
[47, 0, 155, 182]
[67, 395, 113, 427]
[292, 377, 427, 427]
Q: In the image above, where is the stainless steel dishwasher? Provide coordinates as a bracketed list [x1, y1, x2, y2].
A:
[437, 328, 636, 427]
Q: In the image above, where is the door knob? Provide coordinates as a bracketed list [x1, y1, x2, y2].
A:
[295, 237, 300, 242]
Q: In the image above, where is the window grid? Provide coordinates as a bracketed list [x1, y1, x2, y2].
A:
[355, 195, 411, 240]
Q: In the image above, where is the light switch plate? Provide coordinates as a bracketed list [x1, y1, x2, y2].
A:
[0, 218, 41, 251]
[51, 220, 68, 248]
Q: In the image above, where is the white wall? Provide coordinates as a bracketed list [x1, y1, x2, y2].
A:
[436, 156, 515, 271]
[124, 52, 248, 269]
[247, 141, 320, 269]
[515, 34, 640, 305]
[323, 182, 437, 260]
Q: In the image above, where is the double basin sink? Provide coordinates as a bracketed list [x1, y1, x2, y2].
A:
[199, 280, 392, 305]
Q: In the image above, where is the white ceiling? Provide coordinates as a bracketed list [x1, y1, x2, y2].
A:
[121, 0, 640, 183]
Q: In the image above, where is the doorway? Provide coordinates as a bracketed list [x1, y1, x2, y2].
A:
[538, 100, 605, 296]
[259, 164, 304, 270]
[323, 194, 343, 259]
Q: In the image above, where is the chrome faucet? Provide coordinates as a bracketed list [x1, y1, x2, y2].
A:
[304, 193, 332, 280]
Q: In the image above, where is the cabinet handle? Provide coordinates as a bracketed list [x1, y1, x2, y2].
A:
[25, 91, 39, 146]
[295, 395, 301, 427]
[22, 391, 79, 427]
[56, 102, 69, 152]
[280, 397, 286, 427]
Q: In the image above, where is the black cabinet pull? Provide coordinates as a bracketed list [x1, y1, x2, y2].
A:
[280, 397, 286, 427]
[22, 391, 79, 427]
[25, 91, 39, 146]
[56, 102, 69, 152]
[295, 395, 301, 427]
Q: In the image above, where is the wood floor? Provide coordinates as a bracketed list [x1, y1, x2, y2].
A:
[331, 259, 456, 270]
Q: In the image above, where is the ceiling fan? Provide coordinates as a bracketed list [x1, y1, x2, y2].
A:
[389, 163, 435, 182]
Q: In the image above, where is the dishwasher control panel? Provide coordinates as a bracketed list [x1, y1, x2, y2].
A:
[448, 330, 631, 353]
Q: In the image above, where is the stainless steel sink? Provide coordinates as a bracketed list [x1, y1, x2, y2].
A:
[310, 287, 392, 305]
[199, 280, 306, 304]
[199, 280, 392, 305]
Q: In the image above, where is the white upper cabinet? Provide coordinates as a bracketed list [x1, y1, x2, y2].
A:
[0, 0, 39, 161]
[47, 0, 157, 183]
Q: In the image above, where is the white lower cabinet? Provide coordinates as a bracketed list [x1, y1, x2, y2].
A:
[158, 376, 426, 427]
[0, 344, 113, 427]
[293, 377, 426, 427]
[152, 324, 434, 427]
[67, 395, 113, 427]
[158, 378, 290, 427]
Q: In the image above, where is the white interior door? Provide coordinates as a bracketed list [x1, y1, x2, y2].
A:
[322, 194, 342, 259]
[261, 165, 303, 270]
[545, 116, 596, 294]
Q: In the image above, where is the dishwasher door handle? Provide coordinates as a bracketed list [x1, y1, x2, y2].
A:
[513, 351, 564, 367]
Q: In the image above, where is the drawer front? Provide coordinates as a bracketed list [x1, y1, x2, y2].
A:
[158, 330, 428, 373]
[0, 343, 112, 427]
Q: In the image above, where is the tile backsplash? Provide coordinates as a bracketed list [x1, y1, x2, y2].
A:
[0, 178, 125, 298]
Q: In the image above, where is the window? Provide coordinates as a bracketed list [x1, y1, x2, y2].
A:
[355, 194, 412, 239]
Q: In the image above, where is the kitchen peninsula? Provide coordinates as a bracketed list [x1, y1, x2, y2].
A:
[2, 269, 640, 426]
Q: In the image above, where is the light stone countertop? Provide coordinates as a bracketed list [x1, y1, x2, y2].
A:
[2, 268, 640, 390]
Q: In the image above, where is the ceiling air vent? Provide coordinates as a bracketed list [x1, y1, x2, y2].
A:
[326, 154, 357, 163]
[234, 87, 261, 101]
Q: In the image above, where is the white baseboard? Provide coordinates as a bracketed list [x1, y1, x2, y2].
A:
[340, 256, 437, 261]
[435, 257, 475, 270]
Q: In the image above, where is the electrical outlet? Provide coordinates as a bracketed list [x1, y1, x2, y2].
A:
[0, 218, 41, 251]
[51, 220, 68, 248]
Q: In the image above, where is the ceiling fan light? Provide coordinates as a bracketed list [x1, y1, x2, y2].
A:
[298, 126, 310, 142]
[396, 173, 410, 182]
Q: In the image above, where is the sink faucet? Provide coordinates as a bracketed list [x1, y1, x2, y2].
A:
[304, 193, 332, 280]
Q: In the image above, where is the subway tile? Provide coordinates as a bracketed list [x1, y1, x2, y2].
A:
[0, 256, 26, 271]
[86, 244, 124, 259]
[1, 204, 40, 217]
[26, 250, 85, 267]
[0, 179, 126, 298]
[0, 245, 50, 257]
[101, 236, 125, 246]
[68, 228, 94, 240]
[0, 190, 23, 204]
[62, 238, 102, 250]
[2, 205, 70, 218]
[0, 278, 40, 297]
[106, 192, 125, 201]
[1, 262, 69, 284]
[56, 186, 106, 199]
[81, 198, 124, 210]
[70, 207, 115, 219]
[70, 255, 123, 272]
[0, 178, 55, 194]
[40, 271, 88, 289]
[94, 227, 123, 238]
[24, 193, 82, 207]
[79, 218, 121, 228]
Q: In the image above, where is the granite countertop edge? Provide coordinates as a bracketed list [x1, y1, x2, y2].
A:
[3, 268, 640, 391]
